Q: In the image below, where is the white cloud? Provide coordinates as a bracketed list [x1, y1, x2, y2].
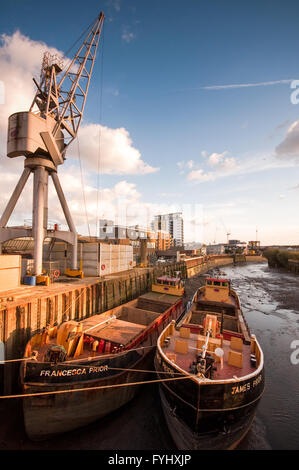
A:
[185, 150, 236, 182]
[0, 80, 4, 105]
[55, 174, 146, 235]
[188, 169, 215, 182]
[220, 157, 236, 170]
[71, 123, 159, 175]
[122, 32, 135, 43]
[0, 31, 157, 177]
[108, 0, 121, 12]
[0, 156, 144, 235]
[0, 31, 62, 142]
[208, 152, 226, 166]
[159, 192, 182, 198]
[208, 151, 236, 170]
[275, 120, 299, 159]
[121, 26, 135, 43]
[186, 148, 297, 183]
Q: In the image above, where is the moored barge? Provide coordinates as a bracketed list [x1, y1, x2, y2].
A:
[21, 276, 184, 440]
[154, 276, 265, 450]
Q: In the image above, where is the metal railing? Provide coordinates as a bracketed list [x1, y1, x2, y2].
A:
[23, 219, 63, 230]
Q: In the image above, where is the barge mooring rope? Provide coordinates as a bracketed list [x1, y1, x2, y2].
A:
[106, 366, 185, 376]
[0, 344, 156, 364]
[0, 357, 36, 363]
[0, 374, 190, 399]
[63, 345, 156, 363]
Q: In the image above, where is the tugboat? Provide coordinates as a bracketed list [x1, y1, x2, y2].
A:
[152, 275, 185, 296]
[154, 277, 265, 450]
[21, 276, 184, 440]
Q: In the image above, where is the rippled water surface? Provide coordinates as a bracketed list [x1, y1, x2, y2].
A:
[218, 263, 299, 450]
[1, 262, 298, 450]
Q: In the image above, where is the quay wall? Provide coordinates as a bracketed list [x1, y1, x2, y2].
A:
[288, 259, 299, 274]
[245, 255, 267, 263]
[184, 255, 234, 277]
[0, 254, 264, 393]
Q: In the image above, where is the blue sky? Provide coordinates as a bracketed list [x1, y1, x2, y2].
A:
[1, 0, 299, 244]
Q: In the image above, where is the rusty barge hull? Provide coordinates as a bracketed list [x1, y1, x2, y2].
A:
[154, 278, 265, 450]
[158, 384, 261, 450]
[22, 348, 155, 440]
[155, 336, 264, 450]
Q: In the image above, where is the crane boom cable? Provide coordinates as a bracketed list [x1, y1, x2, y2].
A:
[76, 137, 91, 237]
[95, 22, 105, 238]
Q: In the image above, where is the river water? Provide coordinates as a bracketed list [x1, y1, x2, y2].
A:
[1, 262, 298, 450]
[221, 262, 299, 450]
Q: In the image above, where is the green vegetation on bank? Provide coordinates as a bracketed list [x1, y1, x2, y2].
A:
[263, 249, 299, 268]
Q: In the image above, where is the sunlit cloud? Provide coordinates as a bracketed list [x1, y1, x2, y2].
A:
[121, 26, 135, 43]
[275, 120, 299, 159]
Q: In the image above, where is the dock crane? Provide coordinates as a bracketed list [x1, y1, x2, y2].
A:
[219, 219, 231, 244]
[0, 12, 105, 277]
[226, 230, 231, 244]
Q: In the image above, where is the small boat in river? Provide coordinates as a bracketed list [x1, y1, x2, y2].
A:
[154, 276, 265, 450]
[21, 276, 185, 440]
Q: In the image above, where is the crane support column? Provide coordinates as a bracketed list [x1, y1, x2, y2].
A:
[32, 166, 47, 276]
[0, 168, 31, 228]
[0, 167, 31, 255]
[43, 169, 48, 231]
[51, 171, 78, 270]
[140, 238, 148, 266]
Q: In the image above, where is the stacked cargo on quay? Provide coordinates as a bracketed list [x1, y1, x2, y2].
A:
[20, 276, 185, 440]
[155, 276, 265, 450]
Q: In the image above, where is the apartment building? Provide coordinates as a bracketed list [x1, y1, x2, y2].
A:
[152, 212, 184, 247]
